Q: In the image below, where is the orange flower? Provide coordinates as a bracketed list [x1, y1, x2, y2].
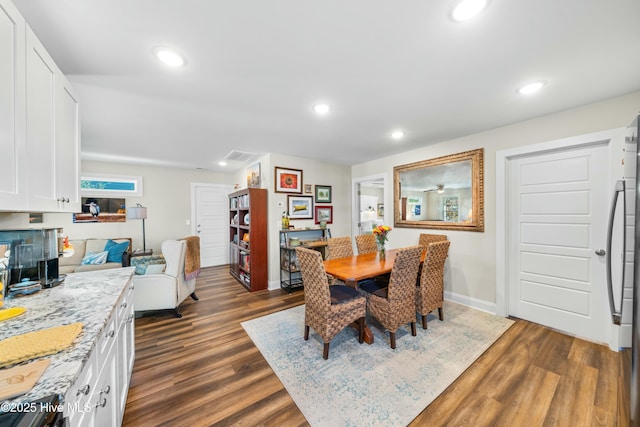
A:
[372, 225, 392, 244]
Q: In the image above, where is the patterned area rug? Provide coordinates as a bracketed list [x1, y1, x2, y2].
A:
[241, 301, 514, 427]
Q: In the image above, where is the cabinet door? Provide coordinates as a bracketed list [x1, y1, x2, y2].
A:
[116, 283, 135, 421]
[55, 74, 80, 212]
[92, 344, 118, 427]
[25, 25, 57, 211]
[0, 0, 27, 209]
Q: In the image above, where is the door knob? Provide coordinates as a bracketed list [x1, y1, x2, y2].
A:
[595, 249, 606, 256]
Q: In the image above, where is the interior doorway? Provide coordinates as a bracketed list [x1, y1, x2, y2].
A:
[496, 128, 627, 350]
[191, 183, 233, 267]
[352, 173, 388, 239]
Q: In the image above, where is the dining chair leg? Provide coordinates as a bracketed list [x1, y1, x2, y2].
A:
[438, 307, 444, 321]
[389, 332, 396, 349]
[304, 325, 310, 340]
[411, 321, 417, 336]
[421, 315, 428, 330]
[358, 317, 364, 343]
[323, 343, 330, 360]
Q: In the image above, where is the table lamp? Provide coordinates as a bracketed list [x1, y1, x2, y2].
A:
[127, 204, 148, 252]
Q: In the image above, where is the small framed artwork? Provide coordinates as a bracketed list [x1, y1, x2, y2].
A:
[315, 205, 333, 224]
[275, 167, 303, 194]
[247, 162, 261, 188]
[315, 185, 332, 203]
[288, 195, 313, 219]
[304, 184, 312, 194]
[73, 197, 126, 223]
[377, 203, 384, 217]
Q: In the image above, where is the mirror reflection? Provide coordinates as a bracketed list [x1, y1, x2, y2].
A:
[394, 148, 484, 232]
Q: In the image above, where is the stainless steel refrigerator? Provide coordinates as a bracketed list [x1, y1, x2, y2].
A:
[625, 114, 639, 426]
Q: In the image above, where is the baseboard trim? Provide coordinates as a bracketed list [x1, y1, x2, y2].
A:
[268, 280, 281, 291]
[444, 291, 498, 316]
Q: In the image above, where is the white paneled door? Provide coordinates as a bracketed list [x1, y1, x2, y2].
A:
[508, 143, 610, 343]
[193, 184, 232, 267]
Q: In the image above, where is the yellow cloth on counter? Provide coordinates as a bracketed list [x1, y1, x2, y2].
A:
[0, 307, 26, 322]
[0, 322, 83, 368]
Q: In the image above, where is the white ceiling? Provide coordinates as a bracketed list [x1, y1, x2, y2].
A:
[12, 0, 640, 172]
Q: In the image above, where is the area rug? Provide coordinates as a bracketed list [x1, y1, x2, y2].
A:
[241, 300, 514, 427]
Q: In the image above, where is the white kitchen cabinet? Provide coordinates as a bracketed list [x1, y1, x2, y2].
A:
[0, 0, 80, 213]
[25, 24, 56, 212]
[0, 0, 27, 209]
[65, 351, 97, 427]
[25, 24, 80, 212]
[116, 282, 135, 419]
[55, 74, 81, 212]
[64, 277, 135, 427]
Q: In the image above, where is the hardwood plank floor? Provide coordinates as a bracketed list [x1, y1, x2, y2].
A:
[123, 266, 626, 427]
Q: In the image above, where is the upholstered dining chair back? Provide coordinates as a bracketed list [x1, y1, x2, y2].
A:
[355, 234, 377, 255]
[418, 233, 448, 248]
[296, 247, 366, 359]
[416, 240, 450, 329]
[325, 236, 354, 260]
[365, 245, 422, 349]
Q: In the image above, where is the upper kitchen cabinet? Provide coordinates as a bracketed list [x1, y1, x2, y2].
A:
[0, 0, 27, 209]
[0, 0, 80, 213]
[54, 75, 80, 212]
[25, 24, 80, 212]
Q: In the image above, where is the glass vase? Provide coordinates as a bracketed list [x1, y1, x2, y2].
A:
[377, 241, 386, 260]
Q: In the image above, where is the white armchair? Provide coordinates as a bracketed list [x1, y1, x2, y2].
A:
[133, 239, 199, 318]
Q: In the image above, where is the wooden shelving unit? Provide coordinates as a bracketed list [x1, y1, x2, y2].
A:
[228, 188, 268, 291]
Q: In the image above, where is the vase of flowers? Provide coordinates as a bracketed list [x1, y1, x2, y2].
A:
[372, 225, 392, 260]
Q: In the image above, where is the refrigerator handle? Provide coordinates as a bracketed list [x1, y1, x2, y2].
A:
[606, 179, 625, 325]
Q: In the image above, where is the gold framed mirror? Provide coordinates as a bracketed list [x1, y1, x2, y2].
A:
[393, 148, 484, 232]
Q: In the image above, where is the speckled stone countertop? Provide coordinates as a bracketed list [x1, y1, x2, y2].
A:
[0, 267, 135, 407]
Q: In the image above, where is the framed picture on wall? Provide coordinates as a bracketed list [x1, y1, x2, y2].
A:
[315, 205, 333, 224]
[247, 162, 261, 188]
[275, 167, 303, 193]
[288, 195, 313, 219]
[315, 185, 332, 203]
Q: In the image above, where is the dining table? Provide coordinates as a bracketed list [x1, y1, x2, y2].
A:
[323, 248, 426, 344]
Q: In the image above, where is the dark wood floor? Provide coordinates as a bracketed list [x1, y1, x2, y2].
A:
[123, 266, 627, 427]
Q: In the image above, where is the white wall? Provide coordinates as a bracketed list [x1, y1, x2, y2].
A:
[228, 153, 351, 289]
[352, 90, 640, 311]
[0, 161, 234, 253]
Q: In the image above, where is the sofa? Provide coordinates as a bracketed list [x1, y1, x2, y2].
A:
[59, 238, 132, 274]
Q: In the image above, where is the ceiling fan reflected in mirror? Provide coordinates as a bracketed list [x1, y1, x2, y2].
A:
[424, 184, 445, 194]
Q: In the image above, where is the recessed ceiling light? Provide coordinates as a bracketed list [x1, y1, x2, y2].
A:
[391, 130, 405, 140]
[312, 103, 330, 115]
[154, 48, 185, 67]
[218, 161, 227, 166]
[452, 0, 488, 22]
[518, 81, 545, 95]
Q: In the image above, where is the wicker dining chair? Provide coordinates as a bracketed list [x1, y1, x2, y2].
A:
[362, 245, 422, 349]
[325, 236, 354, 260]
[355, 234, 377, 255]
[296, 247, 366, 360]
[418, 233, 448, 248]
[416, 240, 450, 329]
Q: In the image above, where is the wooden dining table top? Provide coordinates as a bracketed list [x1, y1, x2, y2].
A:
[323, 248, 426, 283]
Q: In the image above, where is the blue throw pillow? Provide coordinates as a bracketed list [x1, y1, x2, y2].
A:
[104, 239, 130, 263]
[81, 251, 108, 265]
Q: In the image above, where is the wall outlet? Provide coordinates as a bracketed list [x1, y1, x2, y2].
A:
[185, 219, 191, 225]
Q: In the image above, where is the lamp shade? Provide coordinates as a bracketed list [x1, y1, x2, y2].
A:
[127, 206, 147, 220]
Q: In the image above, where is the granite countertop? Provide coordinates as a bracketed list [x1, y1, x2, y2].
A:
[0, 267, 135, 407]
